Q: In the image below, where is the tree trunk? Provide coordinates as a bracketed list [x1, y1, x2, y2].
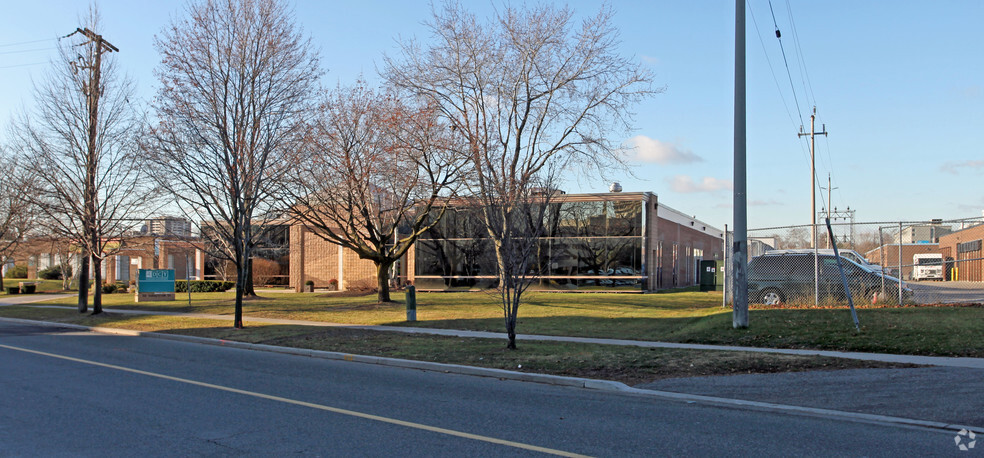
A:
[91, 255, 103, 315]
[376, 260, 393, 303]
[77, 255, 89, 313]
[505, 314, 517, 349]
[234, 251, 246, 328]
[243, 257, 256, 297]
[61, 263, 72, 291]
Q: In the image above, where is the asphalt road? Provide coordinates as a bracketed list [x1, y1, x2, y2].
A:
[0, 321, 964, 456]
[908, 280, 984, 304]
[641, 367, 984, 428]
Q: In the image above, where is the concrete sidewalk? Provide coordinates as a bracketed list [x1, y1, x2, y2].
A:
[6, 299, 984, 369]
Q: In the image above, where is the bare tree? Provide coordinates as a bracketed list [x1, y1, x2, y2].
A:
[285, 83, 465, 302]
[11, 11, 152, 313]
[146, 0, 320, 328]
[385, 2, 655, 348]
[0, 151, 35, 291]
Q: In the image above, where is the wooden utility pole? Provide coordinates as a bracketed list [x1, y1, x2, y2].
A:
[798, 106, 827, 248]
[67, 27, 118, 314]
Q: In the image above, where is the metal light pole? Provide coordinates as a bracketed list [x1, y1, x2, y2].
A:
[732, 0, 748, 328]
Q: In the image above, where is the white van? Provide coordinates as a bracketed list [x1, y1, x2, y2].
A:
[912, 253, 943, 281]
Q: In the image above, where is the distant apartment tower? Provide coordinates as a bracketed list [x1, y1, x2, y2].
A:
[144, 217, 193, 237]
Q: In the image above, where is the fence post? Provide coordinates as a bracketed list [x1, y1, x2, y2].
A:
[406, 285, 416, 322]
[898, 222, 903, 300]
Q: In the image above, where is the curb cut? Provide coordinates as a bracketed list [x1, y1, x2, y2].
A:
[2, 316, 982, 435]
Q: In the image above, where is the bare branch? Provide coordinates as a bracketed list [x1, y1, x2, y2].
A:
[144, 0, 320, 327]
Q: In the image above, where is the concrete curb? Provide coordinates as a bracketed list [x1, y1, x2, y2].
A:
[3, 316, 982, 435]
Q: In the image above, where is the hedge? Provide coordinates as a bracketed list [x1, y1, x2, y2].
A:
[3, 266, 28, 279]
[39, 265, 71, 280]
[174, 280, 235, 293]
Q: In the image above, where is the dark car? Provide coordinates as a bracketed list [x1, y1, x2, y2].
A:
[747, 252, 912, 305]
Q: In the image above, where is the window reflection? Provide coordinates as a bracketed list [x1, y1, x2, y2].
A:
[416, 199, 644, 290]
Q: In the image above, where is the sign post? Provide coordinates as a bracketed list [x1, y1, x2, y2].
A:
[136, 269, 176, 302]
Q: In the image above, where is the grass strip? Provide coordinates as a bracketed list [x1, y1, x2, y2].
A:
[0, 306, 913, 386]
[31, 289, 984, 357]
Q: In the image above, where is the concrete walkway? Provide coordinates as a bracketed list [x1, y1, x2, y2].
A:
[4, 297, 984, 369]
[0, 293, 74, 305]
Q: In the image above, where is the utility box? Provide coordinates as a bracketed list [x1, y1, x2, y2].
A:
[699, 260, 725, 292]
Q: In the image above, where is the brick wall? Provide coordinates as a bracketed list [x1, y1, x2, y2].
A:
[864, 243, 939, 280]
[939, 224, 984, 282]
[289, 224, 379, 291]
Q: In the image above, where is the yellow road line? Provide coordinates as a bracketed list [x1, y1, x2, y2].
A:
[0, 343, 589, 457]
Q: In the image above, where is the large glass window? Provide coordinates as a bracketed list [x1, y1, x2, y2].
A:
[415, 198, 645, 291]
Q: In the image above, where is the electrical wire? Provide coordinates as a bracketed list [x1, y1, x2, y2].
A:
[0, 37, 56, 48]
[0, 61, 48, 69]
[0, 46, 58, 55]
[749, 2, 813, 173]
[781, 0, 835, 206]
[784, 0, 817, 108]
[768, 0, 838, 221]
[748, 2, 798, 129]
[768, 0, 805, 129]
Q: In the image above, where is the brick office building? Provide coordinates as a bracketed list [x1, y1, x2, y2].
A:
[864, 243, 939, 280]
[939, 224, 984, 282]
[288, 191, 724, 293]
[289, 224, 396, 292]
[409, 191, 724, 292]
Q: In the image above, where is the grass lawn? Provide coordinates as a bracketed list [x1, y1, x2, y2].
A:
[0, 279, 68, 294]
[24, 289, 984, 357]
[0, 306, 911, 386]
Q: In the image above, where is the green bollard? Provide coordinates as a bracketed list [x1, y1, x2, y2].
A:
[406, 285, 417, 322]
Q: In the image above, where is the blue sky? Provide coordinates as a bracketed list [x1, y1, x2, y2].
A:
[2, 1, 982, 230]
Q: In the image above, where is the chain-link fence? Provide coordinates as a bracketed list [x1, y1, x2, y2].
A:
[724, 218, 984, 307]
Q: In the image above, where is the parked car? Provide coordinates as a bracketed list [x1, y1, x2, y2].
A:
[748, 252, 911, 305]
[764, 248, 884, 273]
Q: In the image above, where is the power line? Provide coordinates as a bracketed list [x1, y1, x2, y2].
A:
[768, 0, 805, 128]
[748, 2, 813, 173]
[0, 46, 57, 55]
[0, 61, 48, 69]
[784, 0, 817, 108]
[747, 2, 798, 129]
[0, 37, 57, 48]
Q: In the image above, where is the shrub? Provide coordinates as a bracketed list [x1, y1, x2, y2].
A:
[174, 280, 235, 293]
[38, 264, 72, 280]
[305, 280, 314, 286]
[4, 286, 19, 294]
[252, 258, 284, 286]
[346, 278, 376, 292]
[21, 283, 36, 294]
[102, 283, 118, 294]
[4, 265, 28, 279]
